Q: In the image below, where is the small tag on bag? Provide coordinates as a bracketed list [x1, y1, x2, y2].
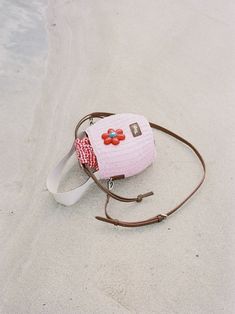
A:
[129, 122, 142, 137]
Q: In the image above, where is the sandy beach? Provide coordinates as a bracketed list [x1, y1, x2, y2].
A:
[0, 0, 235, 313]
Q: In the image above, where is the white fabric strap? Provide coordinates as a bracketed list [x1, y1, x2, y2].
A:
[46, 143, 99, 206]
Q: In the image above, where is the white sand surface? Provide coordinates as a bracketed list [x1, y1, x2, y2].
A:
[0, 1, 235, 313]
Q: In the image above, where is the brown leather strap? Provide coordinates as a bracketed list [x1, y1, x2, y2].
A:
[74, 112, 114, 138]
[75, 112, 206, 227]
[83, 166, 154, 203]
[96, 195, 167, 227]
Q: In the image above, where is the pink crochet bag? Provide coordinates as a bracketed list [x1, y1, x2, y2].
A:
[82, 113, 155, 179]
[47, 112, 206, 227]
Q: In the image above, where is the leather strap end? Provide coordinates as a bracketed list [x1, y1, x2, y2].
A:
[136, 191, 154, 202]
[143, 191, 154, 198]
[95, 216, 119, 226]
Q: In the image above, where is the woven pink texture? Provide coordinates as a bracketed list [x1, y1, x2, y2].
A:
[86, 113, 156, 179]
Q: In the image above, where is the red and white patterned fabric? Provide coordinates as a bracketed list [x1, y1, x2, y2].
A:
[74, 137, 99, 170]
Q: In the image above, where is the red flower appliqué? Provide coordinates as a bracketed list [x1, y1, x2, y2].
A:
[101, 128, 125, 145]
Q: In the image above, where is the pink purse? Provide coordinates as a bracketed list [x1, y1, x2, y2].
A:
[47, 112, 206, 227]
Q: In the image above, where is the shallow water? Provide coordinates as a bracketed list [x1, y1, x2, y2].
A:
[0, 0, 48, 93]
[0, 0, 48, 199]
[0, 0, 47, 61]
